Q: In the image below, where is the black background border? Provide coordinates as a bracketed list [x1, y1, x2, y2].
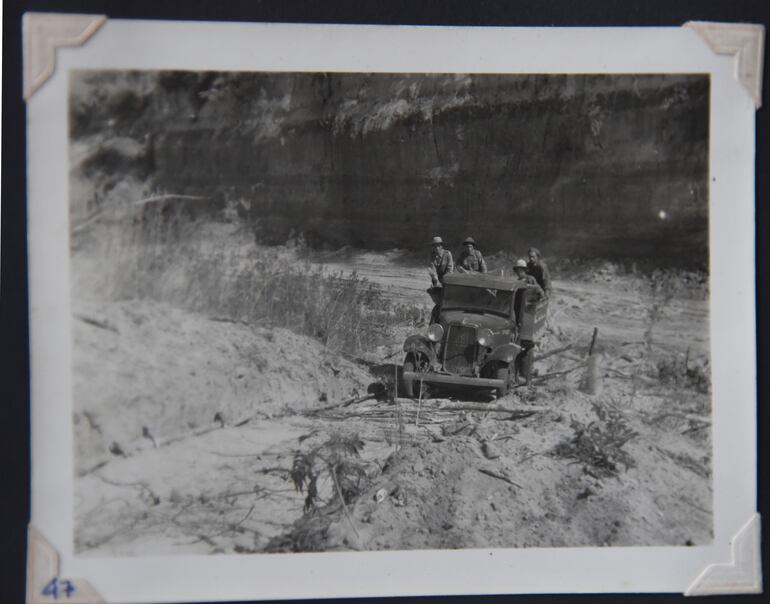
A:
[2, 1, 769, 603]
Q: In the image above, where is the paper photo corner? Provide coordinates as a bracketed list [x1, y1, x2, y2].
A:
[27, 526, 104, 604]
[685, 513, 763, 596]
[683, 21, 765, 108]
[22, 12, 107, 100]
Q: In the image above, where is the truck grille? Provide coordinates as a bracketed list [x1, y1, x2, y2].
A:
[443, 324, 476, 375]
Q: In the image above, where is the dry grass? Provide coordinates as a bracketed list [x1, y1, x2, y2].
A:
[75, 209, 401, 355]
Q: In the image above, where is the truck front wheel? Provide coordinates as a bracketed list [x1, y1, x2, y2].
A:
[402, 358, 416, 398]
[515, 344, 535, 384]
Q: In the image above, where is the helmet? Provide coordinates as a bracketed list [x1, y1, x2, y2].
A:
[462, 237, 476, 246]
[431, 236, 444, 245]
[514, 259, 527, 269]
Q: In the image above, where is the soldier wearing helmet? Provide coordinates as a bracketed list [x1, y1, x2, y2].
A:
[428, 236, 454, 287]
[513, 258, 540, 286]
[457, 236, 488, 273]
[526, 247, 552, 299]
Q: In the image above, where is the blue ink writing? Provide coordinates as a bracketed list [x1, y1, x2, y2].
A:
[41, 578, 76, 599]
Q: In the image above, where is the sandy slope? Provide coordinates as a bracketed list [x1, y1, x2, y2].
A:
[72, 252, 712, 555]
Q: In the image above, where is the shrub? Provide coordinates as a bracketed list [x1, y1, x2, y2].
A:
[553, 402, 637, 477]
[656, 355, 710, 394]
[643, 269, 685, 350]
[289, 433, 368, 512]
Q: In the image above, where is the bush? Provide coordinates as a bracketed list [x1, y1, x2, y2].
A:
[656, 355, 710, 394]
[289, 432, 369, 512]
[553, 402, 637, 477]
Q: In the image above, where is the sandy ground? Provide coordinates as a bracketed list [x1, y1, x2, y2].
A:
[72, 249, 712, 555]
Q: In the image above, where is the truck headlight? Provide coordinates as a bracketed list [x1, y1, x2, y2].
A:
[477, 328, 493, 346]
[428, 324, 444, 342]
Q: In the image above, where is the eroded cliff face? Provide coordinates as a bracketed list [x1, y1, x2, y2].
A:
[73, 72, 709, 267]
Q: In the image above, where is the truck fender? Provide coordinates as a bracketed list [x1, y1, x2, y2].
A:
[402, 335, 438, 363]
[486, 343, 522, 364]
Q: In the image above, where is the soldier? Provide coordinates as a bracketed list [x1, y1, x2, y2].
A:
[513, 259, 544, 293]
[513, 258, 544, 385]
[429, 236, 454, 287]
[457, 237, 488, 273]
[527, 247, 552, 299]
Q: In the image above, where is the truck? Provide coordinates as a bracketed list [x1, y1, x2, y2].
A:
[401, 272, 548, 398]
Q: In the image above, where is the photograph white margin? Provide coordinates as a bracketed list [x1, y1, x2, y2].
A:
[26, 18, 759, 602]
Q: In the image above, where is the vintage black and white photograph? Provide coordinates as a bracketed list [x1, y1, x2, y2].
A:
[68, 69, 713, 556]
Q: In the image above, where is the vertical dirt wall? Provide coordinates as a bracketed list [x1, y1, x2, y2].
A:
[89, 72, 709, 266]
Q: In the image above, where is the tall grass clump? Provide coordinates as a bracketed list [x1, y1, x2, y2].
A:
[79, 208, 395, 354]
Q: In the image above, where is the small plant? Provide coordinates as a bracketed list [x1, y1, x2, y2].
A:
[656, 355, 710, 394]
[553, 402, 637, 477]
[289, 433, 368, 512]
[643, 269, 683, 351]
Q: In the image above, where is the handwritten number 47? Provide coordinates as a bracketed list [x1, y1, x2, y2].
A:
[41, 578, 76, 599]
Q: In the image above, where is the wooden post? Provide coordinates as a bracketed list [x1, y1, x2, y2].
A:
[581, 327, 601, 395]
[588, 327, 599, 357]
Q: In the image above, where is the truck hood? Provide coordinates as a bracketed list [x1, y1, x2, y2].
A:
[439, 309, 513, 331]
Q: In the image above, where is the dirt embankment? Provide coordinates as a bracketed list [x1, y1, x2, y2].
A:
[73, 297, 372, 476]
[73, 254, 712, 556]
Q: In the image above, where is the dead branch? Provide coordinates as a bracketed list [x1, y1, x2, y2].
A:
[330, 467, 364, 550]
[477, 467, 522, 488]
[532, 363, 585, 381]
[132, 193, 210, 206]
[681, 423, 710, 435]
[75, 314, 120, 334]
[303, 393, 378, 415]
[71, 208, 106, 234]
[535, 342, 575, 362]
[652, 411, 710, 424]
[604, 367, 659, 386]
[500, 410, 539, 421]
[153, 422, 225, 448]
[393, 398, 549, 414]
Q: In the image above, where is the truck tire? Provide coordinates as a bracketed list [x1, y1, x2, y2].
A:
[516, 345, 534, 384]
[402, 358, 416, 398]
[495, 365, 511, 398]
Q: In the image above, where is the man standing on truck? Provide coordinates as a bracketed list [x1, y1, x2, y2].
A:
[457, 236, 488, 273]
[513, 259, 544, 295]
[429, 236, 454, 287]
[527, 247, 552, 299]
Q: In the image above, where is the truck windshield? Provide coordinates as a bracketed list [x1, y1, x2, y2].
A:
[441, 284, 513, 316]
